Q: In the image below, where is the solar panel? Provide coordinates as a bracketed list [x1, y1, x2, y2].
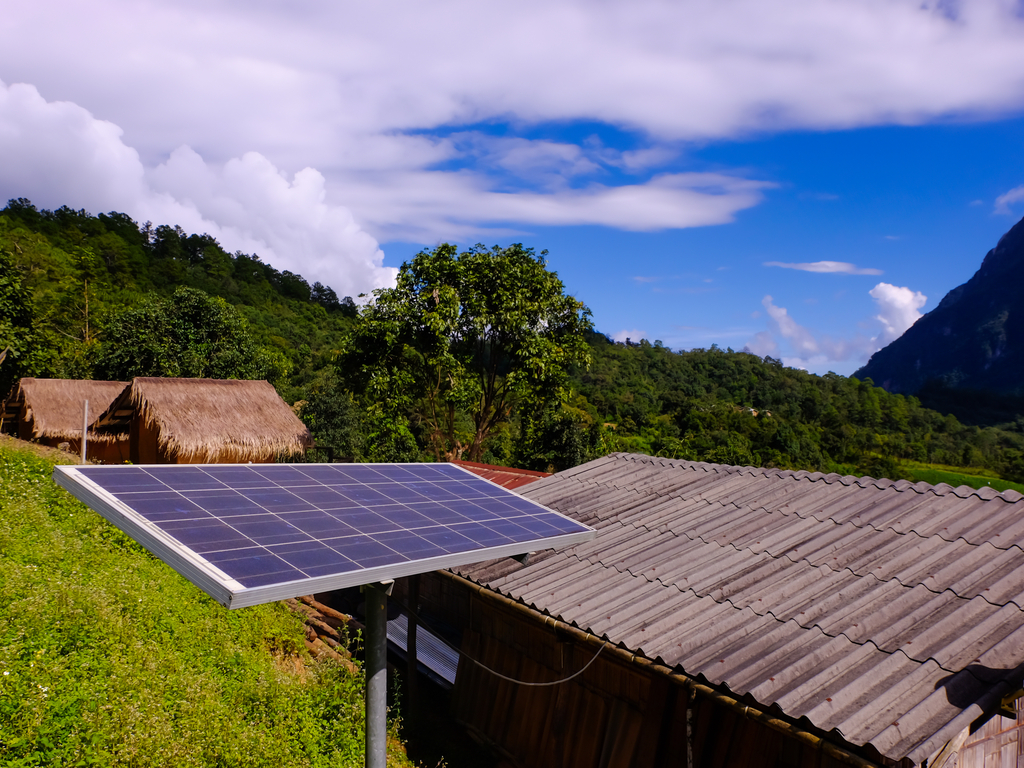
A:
[52, 462, 595, 608]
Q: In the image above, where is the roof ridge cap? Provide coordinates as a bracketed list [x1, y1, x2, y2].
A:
[597, 453, 1023, 502]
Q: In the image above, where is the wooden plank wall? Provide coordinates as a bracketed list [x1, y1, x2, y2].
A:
[955, 698, 1024, 768]
[450, 590, 886, 768]
[452, 598, 657, 768]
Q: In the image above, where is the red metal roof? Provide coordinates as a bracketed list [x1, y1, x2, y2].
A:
[452, 459, 550, 490]
[455, 452, 1024, 765]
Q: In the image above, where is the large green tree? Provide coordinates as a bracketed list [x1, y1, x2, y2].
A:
[96, 286, 286, 382]
[342, 243, 592, 462]
[0, 248, 39, 395]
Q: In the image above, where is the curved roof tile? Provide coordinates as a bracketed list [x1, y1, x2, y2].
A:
[455, 452, 1024, 765]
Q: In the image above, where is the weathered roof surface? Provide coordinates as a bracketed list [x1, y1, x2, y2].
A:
[2, 378, 129, 443]
[96, 378, 311, 461]
[453, 459, 550, 490]
[454, 452, 1024, 765]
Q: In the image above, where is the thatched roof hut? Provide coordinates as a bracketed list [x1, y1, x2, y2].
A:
[1, 378, 131, 462]
[95, 378, 312, 464]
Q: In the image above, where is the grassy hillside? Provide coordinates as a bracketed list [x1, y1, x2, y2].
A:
[0, 438, 412, 767]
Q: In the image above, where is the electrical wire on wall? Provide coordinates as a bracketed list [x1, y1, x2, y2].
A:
[392, 597, 608, 688]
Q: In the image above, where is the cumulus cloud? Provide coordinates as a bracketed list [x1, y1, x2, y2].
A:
[745, 282, 926, 372]
[869, 282, 927, 344]
[764, 260, 883, 275]
[144, 148, 391, 297]
[0, 82, 145, 213]
[0, 80, 394, 298]
[0, 77, 776, 251]
[995, 185, 1024, 215]
[8, 0, 1024, 154]
[2, 0, 1024, 244]
[612, 329, 647, 343]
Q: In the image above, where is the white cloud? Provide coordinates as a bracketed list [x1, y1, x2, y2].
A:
[744, 330, 779, 358]
[869, 282, 927, 344]
[0, 81, 394, 298]
[994, 185, 1024, 215]
[764, 260, 883, 275]
[2, 0, 1024, 242]
[144, 148, 394, 297]
[343, 170, 773, 243]
[612, 329, 647, 343]
[0, 82, 145, 213]
[11, 0, 1024, 150]
[761, 296, 826, 357]
[745, 282, 926, 372]
[0, 79, 774, 258]
[450, 134, 603, 180]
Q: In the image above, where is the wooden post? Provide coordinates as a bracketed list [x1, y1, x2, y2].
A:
[81, 400, 89, 463]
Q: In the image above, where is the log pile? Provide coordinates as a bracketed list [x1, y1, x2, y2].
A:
[285, 594, 364, 674]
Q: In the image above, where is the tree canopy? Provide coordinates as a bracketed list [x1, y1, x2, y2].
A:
[96, 287, 286, 382]
[340, 243, 593, 462]
[0, 247, 39, 395]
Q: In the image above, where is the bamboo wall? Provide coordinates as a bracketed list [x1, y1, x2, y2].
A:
[130, 415, 160, 464]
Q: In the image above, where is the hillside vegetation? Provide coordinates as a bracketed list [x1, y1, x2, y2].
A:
[0, 437, 412, 767]
[561, 335, 1024, 486]
[0, 198, 357, 403]
[2, 198, 1023, 485]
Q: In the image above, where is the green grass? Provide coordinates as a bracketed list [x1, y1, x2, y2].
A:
[0, 442, 414, 767]
[899, 460, 1024, 494]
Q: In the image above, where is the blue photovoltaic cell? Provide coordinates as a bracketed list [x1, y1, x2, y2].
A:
[53, 462, 595, 607]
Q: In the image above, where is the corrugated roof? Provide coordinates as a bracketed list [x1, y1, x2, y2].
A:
[452, 459, 550, 490]
[453, 452, 1024, 765]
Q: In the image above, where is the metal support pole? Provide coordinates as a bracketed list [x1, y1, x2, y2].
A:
[364, 581, 390, 768]
[405, 574, 419, 728]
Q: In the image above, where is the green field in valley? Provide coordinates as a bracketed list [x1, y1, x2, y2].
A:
[900, 460, 1024, 494]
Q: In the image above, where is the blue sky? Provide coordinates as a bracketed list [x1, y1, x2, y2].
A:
[2, 0, 1024, 375]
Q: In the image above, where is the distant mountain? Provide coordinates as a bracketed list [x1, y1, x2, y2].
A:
[855, 215, 1024, 399]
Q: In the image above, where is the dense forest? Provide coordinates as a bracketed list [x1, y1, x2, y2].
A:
[2, 198, 1023, 487]
[565, 336, 1024, 485]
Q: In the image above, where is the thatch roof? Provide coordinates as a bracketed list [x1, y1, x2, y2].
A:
[2, 378, 130, 444]
[98, 378, 312, 462]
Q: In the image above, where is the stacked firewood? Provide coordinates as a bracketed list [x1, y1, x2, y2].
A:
[285, 594, 363, 673]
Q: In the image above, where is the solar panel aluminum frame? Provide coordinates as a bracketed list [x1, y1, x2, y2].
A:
[52, 463, 595, 609]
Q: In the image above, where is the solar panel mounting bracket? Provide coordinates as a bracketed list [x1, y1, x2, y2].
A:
[361, 579, 395, 596]
[999, 688, 1024, 718]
